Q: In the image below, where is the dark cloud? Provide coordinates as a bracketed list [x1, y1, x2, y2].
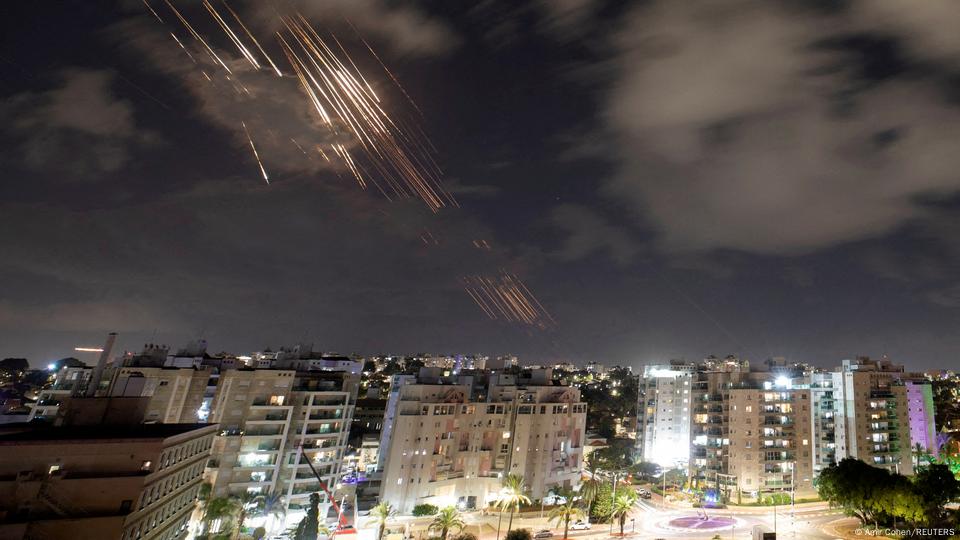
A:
[6, 1, 960, 370]
[1, 69, 158, 176]
[550, 204, 640, 265]
[247, 0, 459, 58]
[0, 172, 517, 352]
[590, 0, 960, 254]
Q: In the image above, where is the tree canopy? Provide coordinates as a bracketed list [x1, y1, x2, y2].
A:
[817, 458, 960, 527]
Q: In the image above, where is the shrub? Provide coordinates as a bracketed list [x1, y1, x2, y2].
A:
[413, 504, 440, 517]
[589, 482, 613, 523]
[505, 529, 531, 540]
[452, 533, 477, 540]
[252, 527, 267, 540]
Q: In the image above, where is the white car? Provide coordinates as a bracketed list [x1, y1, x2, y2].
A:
[570, 520, 592, 530]
[534, 530, 554, 539]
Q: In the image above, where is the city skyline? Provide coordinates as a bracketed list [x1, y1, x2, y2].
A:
[3, 332, 937, 374]
[5, 2, 960, 370]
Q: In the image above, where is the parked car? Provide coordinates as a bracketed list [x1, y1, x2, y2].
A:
[570, 520, 592, 530]
[638, 489, 652, 499]
[534, 530, 554, 539]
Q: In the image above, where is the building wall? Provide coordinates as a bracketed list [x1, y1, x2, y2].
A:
[207, 369, 299, 498]
[0, 425, 216, 540]
[727, 388, 815, 499]
[839, 370, 914, 474]
[206, 369, 356, 516]
[904, 382, 938, 460]
[111, 367, 211, 424]
[121, 428, 216, 540]
[378, 382, 586, 514]
[27, 367, 92, 421]
[636, 364, 694, 466]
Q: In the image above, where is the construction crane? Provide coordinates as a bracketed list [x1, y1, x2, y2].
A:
[297, 445, 352, 535]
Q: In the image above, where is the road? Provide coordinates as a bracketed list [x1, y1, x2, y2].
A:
[454, 495, 847, 540]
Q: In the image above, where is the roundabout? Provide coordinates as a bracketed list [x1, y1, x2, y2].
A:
[663, 515, 738, 531]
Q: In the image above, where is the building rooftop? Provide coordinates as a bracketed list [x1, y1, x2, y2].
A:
[0, 422, 214, 444]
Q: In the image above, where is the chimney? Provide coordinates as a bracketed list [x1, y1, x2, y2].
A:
[85, 332, 117, 397]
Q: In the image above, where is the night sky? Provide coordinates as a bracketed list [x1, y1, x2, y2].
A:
[3, 1, 960, 370]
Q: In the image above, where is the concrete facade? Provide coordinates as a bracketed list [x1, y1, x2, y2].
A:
[205, 369, 358, 514]
[378, 370, 586, 513]
[0, 423, 216, 540]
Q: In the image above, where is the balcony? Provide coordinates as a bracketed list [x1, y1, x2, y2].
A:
[764, 480, 793, 488]
[432, 471, 465, 482]
[251, 398, 291, 408]
[308, 412, 343, 420]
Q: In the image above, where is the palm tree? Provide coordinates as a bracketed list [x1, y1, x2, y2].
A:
[912, 443, 933, 471]
[233, 491, 260, 536]
[496, 474, 531, 533]
[254, 493, 287, 534]
[429, 506, 466, 540]
[546, 488, 584, 540]
[203, 496, 241, 535]
[579, 454, 603, 511]
[368, 501, 396, 540]
[610, 491, 637, 536]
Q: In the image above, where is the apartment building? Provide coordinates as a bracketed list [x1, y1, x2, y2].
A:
[30, 339, 212, 425]
[808, 372, 842, 475]
[833, 358, 923, 475]
[641, 355, 937, 503]
[726, 383, 816, 499]
[635, 363, 695, 466]
[904, 381, 938, 462]
[205, 369, 358, 514]
[0, 422, 216, 540]
[109, 366, 211, 424]
[378, 368, 587, 514]
[28, 365, 93, 421]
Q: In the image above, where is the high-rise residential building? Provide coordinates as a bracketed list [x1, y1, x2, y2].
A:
[205, 369, 358, 516]
[635, 362, 695, 466]
[0, 422, 216, 540]
[376, 374, 417, 474]
[378, 368, 586, 513]
[904, 381, 938, 462]
[638, 355, 938, 503]
[726, 381, 816, 500]
[832, 357, 931, 475]
[808, 372, 842, 476]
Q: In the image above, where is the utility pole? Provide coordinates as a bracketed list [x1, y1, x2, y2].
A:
[609, 472, 619, 534]
[773, 499, 777, 536]
[791, 462, 796, 540]
[662, 467, 667, 510]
